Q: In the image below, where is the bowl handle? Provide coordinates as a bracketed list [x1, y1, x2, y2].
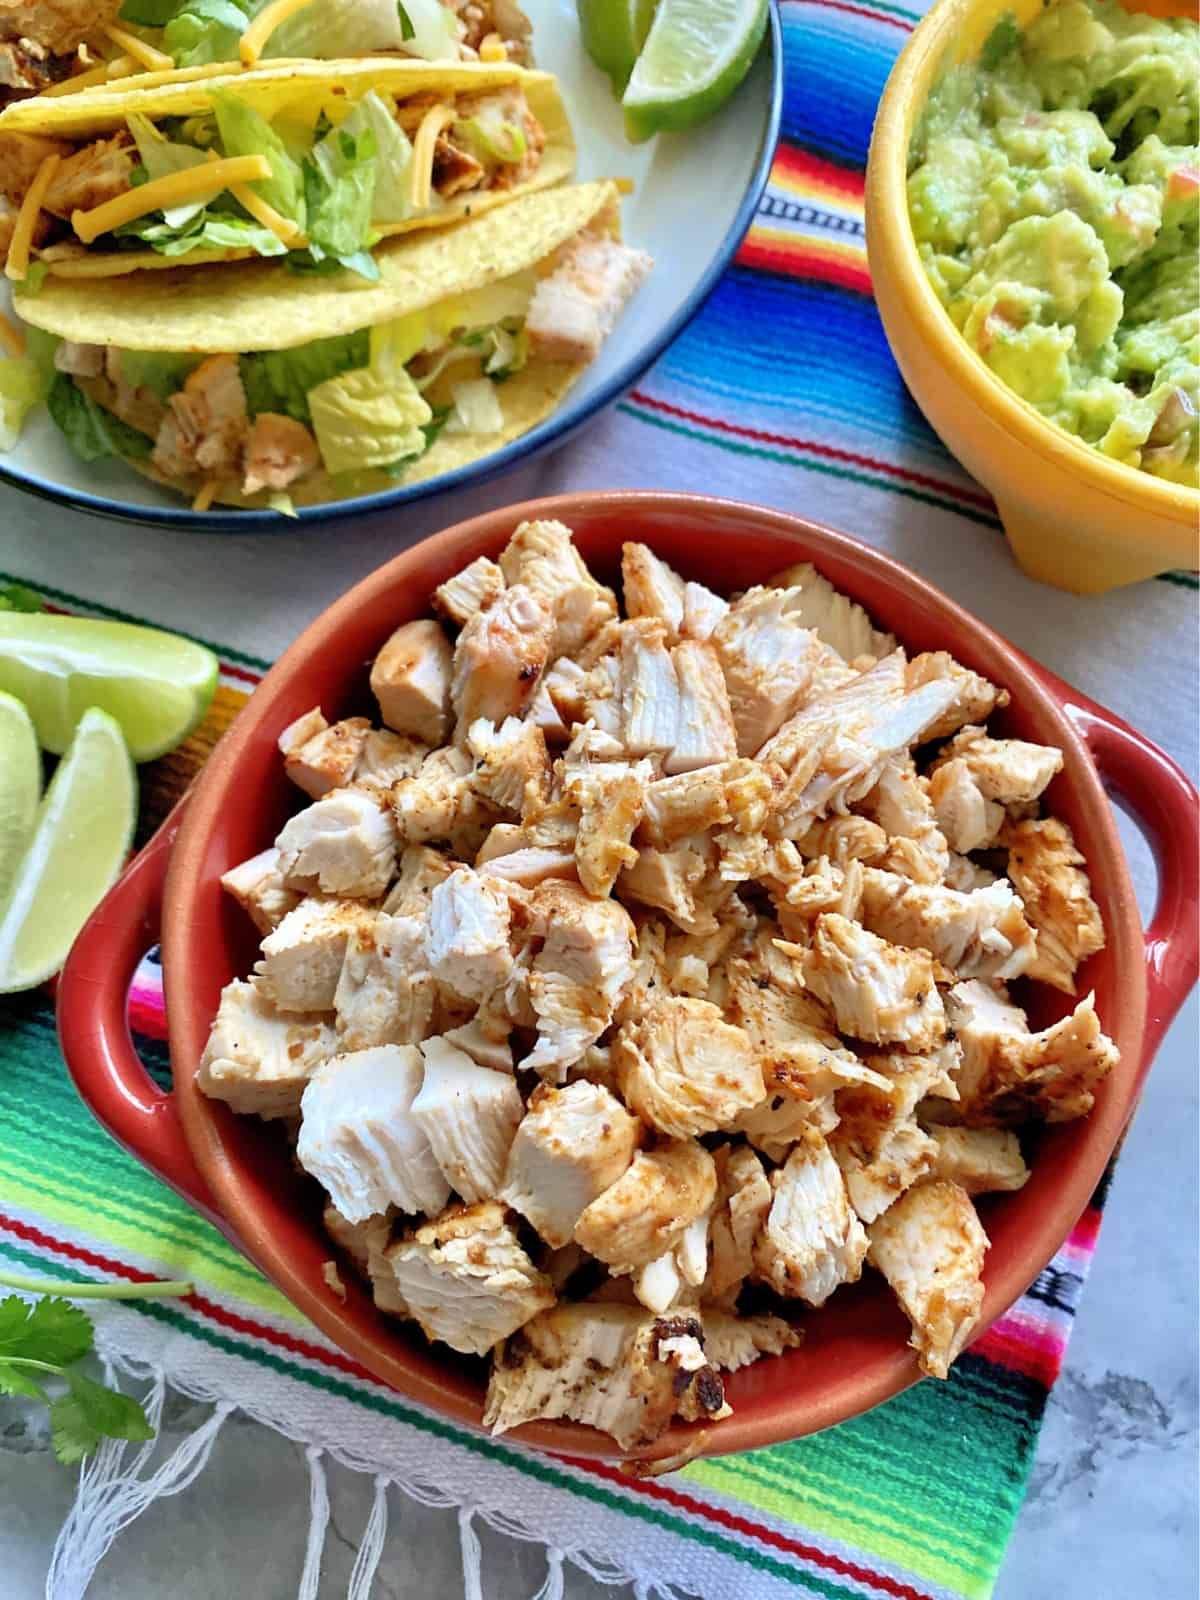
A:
[57, 804, 222, 1229]
[1027, 656, 1199, 1075]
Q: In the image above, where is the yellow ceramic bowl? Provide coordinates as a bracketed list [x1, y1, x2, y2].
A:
[865, 0, 1200, 593]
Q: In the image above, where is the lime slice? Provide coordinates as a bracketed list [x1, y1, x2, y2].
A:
[0, 614, 218, 762]
[578, 0, 657, 95]
[0, 691, 40, 908]
[0, 707, 136, 994]
[622, 0, 769, 142]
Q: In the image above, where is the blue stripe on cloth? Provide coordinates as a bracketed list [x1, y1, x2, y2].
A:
[780, 5, 899, 168]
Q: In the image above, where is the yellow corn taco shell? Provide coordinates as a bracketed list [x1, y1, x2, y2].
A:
[0, 58, 573, 278]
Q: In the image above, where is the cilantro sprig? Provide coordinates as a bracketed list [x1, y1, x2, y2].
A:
[0, 1271, 193, 1464]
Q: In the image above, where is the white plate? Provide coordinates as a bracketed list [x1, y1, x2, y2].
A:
[0, 4, 781, 529]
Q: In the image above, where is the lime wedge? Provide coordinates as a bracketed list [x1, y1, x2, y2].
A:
[0, 614, 218, 762]
[578, 0, 658, 95]
[622, 0, 768, 142]
[0, 691, 40, 908]
[0, 707, 136, 993]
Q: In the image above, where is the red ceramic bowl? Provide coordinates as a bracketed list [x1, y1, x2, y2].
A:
[58, 493, 1199, 1463]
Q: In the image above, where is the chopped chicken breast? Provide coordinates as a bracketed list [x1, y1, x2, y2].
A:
[788, 913, 946, 1049]
[619, 840, 719, 936]
[242, 413, 320, 497]
[501, 1081, 641, 1247]
[392, 746, 497, 849]
[867, 1180, 988, 1378]
[498, 520, 618, 658]
[484, 1305, 728, 1449]
[333, 912, 434, 1050]
[276, 789, 396, 899]
[765, 562, 896, 663]
[522, 882, 636, 1079]
[860, 759, 950, 885]
[574, 1141, 717, 1272]
[564, 763, 646, 896]
[382, 845, 454, 915]
[370, 619, 453, 745]
[425, 866, 515, 1002]
[198, 980, 333, 1119]
[712, 586, 828, 754]
[618, 619, 678, 757]
[221, 846, 302, 935]
[253, 897, 375, 1013]
[322, 1204, 406, 1315]
[752, 1127, 869, 1306]
[1001, 817, 1105, 994]
[930, 726, 1064, 806]
[706, 1145, 773, 1301]
[352, 729, 429, 797]
[927, 758, 1004, 854]
[926, 1126, 1029, 1194]
[829, 1114, 936, 1224]
[701, 1311, 801, 1372]
[615, 997, 764, 1138]
[730, 1091, 834, 1163]
[384, 1200, 554, 1356]
[944, 852, 999, 893]
[859, 867, 1037, 982]
[668, 641, 738, 774]
[452, 583, 554, 737]
[682, 580, 729, 641]
[905, 652, 1008, 742]
[467, 716, 550, 813]
[412, 1037, 524, 1203]
[525, 233, 653, 366]
[621, 542, 686, 635]
[297, 1045, 450, 1222]
[443, 1015, 514, 1073]
[434, 556, 505, 626]
[794, 814, 889, 866]
[283, 715, 373, 800]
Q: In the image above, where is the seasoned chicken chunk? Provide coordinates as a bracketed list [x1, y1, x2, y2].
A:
[220, 846, 302, 935]
[277, 707, 327, 757]
[640, 763, 737, 846]
[501, 1081, 641, 1247]
[253, 898, 375, 1013]
[752, 1127, 869, 1306]
[866, 1180, 988, 1379]
[564, 762, 646, 896]
[859, 759, 950, 885]
[522, 881, 636, 1079]
[242, 413, 320, 497]
[42, 131, 136, 220]
[706, 1145, 773, 1301]
[829, 1090, 937, 1225]
[525, 233, 653, 366]
[905, 652, 1008, 742]
[1001, 817, 1105, 994]
[794, 814, 888, 867]
[931, 726, 1064, 806]
[275, 789, 396, 899]
[859, 868, 1037, 982]
[333, 912, 434, 1050]
[370, 619, 453, 745]
[0, 0, 122, 57]
[712, 586, 830, 754]
[621, 541, 686, 635]
[701, 1311, 801, 1372]
[731, 1092, 834, 1163]
[452, 584, 554, 738]
[498, 519, 617, 658]
[383, 1201, 554, 1356]
[945, 980, 1118, 1124]
[433, 556, 505, 626]
[392, 746, 497, 850]
[926, 1126, 1029, 1195]
[614, 997, 764, 1139]
[322, 1204, 407, 1316]
[765, 562, 896, 663]
[352, 729, 429, 797]
[574, 1141, 717, 1272]
[619, 840, 720, 936]
[425, 866, 515, 1002]
[198, 980, 334, 1119]
[282, 715, 373, 800]
[927, 758, 1004, 854]
[297, 1045, 450, 1222]
[618, 618, 678, 757]
[787, 913, 946, 1050]
[485, 1305, 728, 1450]
[382, 845, 454, 915]
[467, 716, 550, 813]
[411, 1037, 524, 1203]
[668, 641, 737, 774]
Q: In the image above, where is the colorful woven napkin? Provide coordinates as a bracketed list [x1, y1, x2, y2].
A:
[0, 2, 1195, 1596]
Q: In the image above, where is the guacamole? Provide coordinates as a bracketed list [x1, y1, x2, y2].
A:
[909, 0, 1199, 488]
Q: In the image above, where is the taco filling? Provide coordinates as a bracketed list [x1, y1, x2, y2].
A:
[0, 76, 549, 280]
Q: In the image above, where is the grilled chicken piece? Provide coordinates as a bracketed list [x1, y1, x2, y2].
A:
[945, 980, 1118, 1124]
[42, 129, 134, 218]
[726, 968, 888, 1106]
[859, 867, 1037, 982]
[242, 413, 320, 496]
[574, 1141, 717, 1273]
[522, 881, 636, 1078]
[154, 354, 248, 480]
[622, 541, 687, 635]
[220, 846, 302, 935]
[1000, 817, 1105, 994]
[425, 866, 516, 1002]
[615, 997, 764, 1139]
[944, 852, 999, 893]
[253, 897, 375, 1013]
[352, 729, 429, 797]
[670, 641, 737, 773]
[706, 1145, 773, 1301]
[198, 980, 333, 1119]
[278, 707, 328, 755]
[619, 839, 721, 937]
[618, 618, 678, 757]
[467, 715, 550, 813]
[411, 1037, 524, 1203]
[829, 1049, 953, 1223]
[564, 762, 646, 896]
[787, 913, 946, 1050]
[905, 651, 1008, 743]
[442, 1012, 514, 1073]
[793, 814, 889, 866]
[711, 586, 834, 754]
[383, 1201, 554, 1357]
[927, 758, 1004, 854]
[639, 763, 739, 846]
[731, 1092, 834, 1163]
[930, 725, 1064, 806]
[866, 1180, 988, 1378]
[498, 519, 617, 658]
[681, 580, 729, 641]
[333, 912, 434, 1050]
[370, 619, 453, 745]
[392, 746, 497, 850]
[0, 0, 121, 55]
[764, 562, 896, 663]
[434, 555, 505, 626]
[702, 1311, 801, 1371]
[452, 583, 554, 738]
[925, 1125, 1029, 1195]
[752, 1126, 869, 1306]
[859, 759, 950, 885]
[0, 128, 68, 206]
[454, 84, 543, 185]
[52, 340, 104, 379]
[382, 845, 454, 915]
[322, 1204, 407, 1316]
[431, 132, 485, 198]
[485, 1305, 729, 1449]
[297, 1045, 450, 1222]
[478, 841, 578, 887]
[501, 1080, 640, 1247]
[525, 233, 652, 366]
[275, 788, 397, 899]
[282, 715, 373, 800]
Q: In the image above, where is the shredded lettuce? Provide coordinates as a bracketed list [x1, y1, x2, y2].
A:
[307, 316, 433, 474]
[305, 124, 378, 263]
[265, 0, 413, 59]
[162, 0, 254, 67]
[116, 211, 290, 256]
[119, 350, 202, 398]
[0, 353, 49, 452]
[454, 115, 527, 166]
[47, 375, 154, 463]
[127, 113, 221, 226]
[444, 377, 504, 436]
[210, 88, 306, 229]
[266, 491, 299, 517]
[390, 0, 460, 60]
[239, 331, 369, 424]
[336, 93, 414, 224]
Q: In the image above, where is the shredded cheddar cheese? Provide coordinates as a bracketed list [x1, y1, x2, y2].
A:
[72, 155, 272, 244]
[240, 0, 318, 66]
[410, 103, 457, 212]
[103, 24, 174, 72]
[5, 154, 61, 282]
[230, 182, 303, 246]
[479, 32, 508, 62]
[613, 177, 635, 195]
[191, 480, 219, 512]
[42, 56, 136, 96]
[0, 312, 26, 358]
